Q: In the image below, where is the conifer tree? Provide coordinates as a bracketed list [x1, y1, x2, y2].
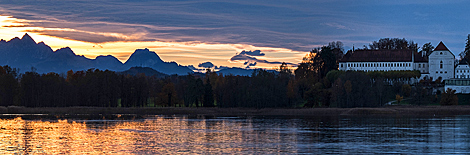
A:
[465, 34, 470, 61]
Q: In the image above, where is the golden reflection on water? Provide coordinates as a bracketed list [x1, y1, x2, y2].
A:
[0, 116, 294, 154]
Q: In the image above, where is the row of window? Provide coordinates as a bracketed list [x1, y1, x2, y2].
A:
[456, 70, 469, 73]
[349, 69, 410, 72]
[457, 75, 470, 78]
[417, 64, 428, 68]
[343, 62, 411, 68]
[445, 79, 470, 86]
[436, 71, 448, 74]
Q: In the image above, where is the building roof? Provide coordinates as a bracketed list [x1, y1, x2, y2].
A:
[459, 58, 469, 65]
[434, 41, 450, 51]
[339, 49, 426, 62]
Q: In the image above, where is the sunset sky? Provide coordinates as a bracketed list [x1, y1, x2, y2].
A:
[1, 0, 470, 70]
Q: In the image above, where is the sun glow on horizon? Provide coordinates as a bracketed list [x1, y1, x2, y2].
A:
[0, 15, 303, 69]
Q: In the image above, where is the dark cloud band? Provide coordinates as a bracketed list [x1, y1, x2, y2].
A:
[231, 50, 297, 66]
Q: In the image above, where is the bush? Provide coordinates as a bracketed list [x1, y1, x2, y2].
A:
[440, 88, 458, 106]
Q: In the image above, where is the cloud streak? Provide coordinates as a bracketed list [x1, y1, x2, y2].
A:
[198, 62, 214, 68]
[230, 50, 297, 66]
[321, 22, 354, 31]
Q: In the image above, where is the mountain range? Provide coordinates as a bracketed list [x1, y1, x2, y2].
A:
[0, 33, 193, 75]
[0, 33, 258, 76]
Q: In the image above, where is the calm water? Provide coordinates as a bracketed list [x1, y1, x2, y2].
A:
[1, 114, 470, 154]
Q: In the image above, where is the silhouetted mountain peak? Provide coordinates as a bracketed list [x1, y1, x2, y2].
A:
[95, 55, 122, 63]
[8, 37, 21, 43]
[124, 48, 163, 66]
[96, 55, 117, 59]
[21, 33, 36, 45]
[120, 66, 168, 78]
[54, 47, 76, 56]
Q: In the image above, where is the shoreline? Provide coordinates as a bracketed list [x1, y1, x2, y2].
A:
[1, 106, 470, 117]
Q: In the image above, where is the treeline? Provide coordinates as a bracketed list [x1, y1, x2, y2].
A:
[0, 65, 293, 108]
[0, 63, 450, 108]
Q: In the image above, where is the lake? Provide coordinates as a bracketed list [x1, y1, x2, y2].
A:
[0, 114, 469, 154]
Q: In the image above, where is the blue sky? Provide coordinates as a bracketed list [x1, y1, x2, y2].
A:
[0, 0, 469, 69]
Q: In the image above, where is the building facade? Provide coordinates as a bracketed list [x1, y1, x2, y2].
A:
[339, 41, 454, 81]
[428, 42, 455, 80]
[445, 79, 470, 94]
[455, 59, 470, 79]
[338, 50, 424, 72]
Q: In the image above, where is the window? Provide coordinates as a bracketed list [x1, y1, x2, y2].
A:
[436, 71, 438, 73]
[440, 52, 443, 55]
[440, 61, 443, 69]
[445, 71, 447, 73]
[341, 64, 343, 68]
[419, 64, 421, 68]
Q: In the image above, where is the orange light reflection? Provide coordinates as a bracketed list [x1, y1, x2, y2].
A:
[0, 116, 298, 154]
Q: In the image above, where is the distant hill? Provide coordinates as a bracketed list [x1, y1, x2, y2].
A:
[216, 67, 255, 76]
[0, 33, 193, 75]
[120, 67, 168, 78]
[123, 48, 193, 75]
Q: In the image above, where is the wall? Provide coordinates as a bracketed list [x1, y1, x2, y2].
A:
[428, 50, 455, 80]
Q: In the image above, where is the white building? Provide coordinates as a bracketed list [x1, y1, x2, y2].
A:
[339, 49, 426, 72]
[428, 42, 455, 80]
[445, 79, 470, 94]
[455, 59, 470, 79]
[339, 41, 455, 81]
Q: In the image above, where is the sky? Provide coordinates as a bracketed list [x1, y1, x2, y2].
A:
[0, 0, 470, 70]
